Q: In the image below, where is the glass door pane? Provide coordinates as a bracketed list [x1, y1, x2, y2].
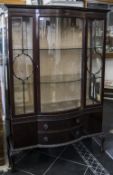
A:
[86, 20, 104, 105]
[12, 17, 34, 115]
[39, 17, 83, 112]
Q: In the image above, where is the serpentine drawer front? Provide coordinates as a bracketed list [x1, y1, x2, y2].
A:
[37, 126, 84, 145]
[37, 116, 85, 132]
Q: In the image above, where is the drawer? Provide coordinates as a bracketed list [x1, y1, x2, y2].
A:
[37, 127, 83, 145]
[37, 116, 85, 132]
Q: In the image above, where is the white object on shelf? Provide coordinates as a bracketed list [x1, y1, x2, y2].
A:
[26, 0, 38, 5]
[44, 0, 83, 7]
[26, 0, 83, 6]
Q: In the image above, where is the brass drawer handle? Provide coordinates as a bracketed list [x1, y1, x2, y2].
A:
[76, 119, 80, 124]
[43, 123, 48, 130]
[76, 131, 80, 136]
[43, 136, 48, 142]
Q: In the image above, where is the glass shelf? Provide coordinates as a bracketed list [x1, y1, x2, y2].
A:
[12, 47, 102, 51]
[40, 75, 81, 83]
[40, 48, 82, 50]
[40, 47, 102, 50]
[41, 80, 80, 84]
[13, 49, 33, 50]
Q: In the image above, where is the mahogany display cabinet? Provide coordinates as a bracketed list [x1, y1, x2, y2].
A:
[0, 4, 108, 168]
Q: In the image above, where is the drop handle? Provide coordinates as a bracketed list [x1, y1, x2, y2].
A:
[43, 136, 48, 142]
[76, 131, 80, 136]
[43, 123, 48, 130]
[76, 119, 80, 124]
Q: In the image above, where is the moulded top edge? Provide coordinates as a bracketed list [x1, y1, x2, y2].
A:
[0, 4, 110, 13]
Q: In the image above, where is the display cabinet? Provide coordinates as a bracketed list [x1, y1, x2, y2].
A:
[0, 4, 108, 168]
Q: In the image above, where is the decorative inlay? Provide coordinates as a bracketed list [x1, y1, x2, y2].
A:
[73, 142, 110, 175]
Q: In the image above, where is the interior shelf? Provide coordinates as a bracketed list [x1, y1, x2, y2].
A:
[40, 48, 82, 50]
[40, 47, 102, 50]
[12, 47, 103, 51]
[13, 48, 33, 50]
[41, 80, 80, 84]
[40, 75, 81, 84]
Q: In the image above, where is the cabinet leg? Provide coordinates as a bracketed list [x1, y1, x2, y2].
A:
[7, 137, 17, 172]
[100, 134, 105, 152]
[10, 155, 17, 173]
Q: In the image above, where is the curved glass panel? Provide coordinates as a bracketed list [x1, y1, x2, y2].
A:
[86, 20, 104, 105]
[39, 17, 83, 112]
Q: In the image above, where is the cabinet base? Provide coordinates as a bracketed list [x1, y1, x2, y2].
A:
[7, 132, 105, 171]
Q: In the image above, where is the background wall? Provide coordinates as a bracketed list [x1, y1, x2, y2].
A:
[0, 0, 26, 4]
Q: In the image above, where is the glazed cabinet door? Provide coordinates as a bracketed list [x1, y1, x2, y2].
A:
[39, 17, 83, 113]
[9, 14, 36, 116]
[86, 19, 105, 106]
[8, 12, 37, 148]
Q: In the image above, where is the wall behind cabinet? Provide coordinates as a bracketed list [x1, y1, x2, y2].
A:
[0, 0, 26, 4]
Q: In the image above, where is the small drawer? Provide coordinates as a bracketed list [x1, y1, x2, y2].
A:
[37, 127, 83, 145]
[37, 116, 84, 132]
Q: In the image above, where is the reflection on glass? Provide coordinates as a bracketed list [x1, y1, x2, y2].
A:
[86, 20, 104, 105]
[106, 29, 113, 53]
[12, 17, 34, 115]
[106, 8, 113, 53]
[39, 17, 83, 112]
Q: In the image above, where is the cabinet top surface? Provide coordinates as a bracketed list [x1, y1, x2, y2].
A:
[1, 4, 109, 13]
